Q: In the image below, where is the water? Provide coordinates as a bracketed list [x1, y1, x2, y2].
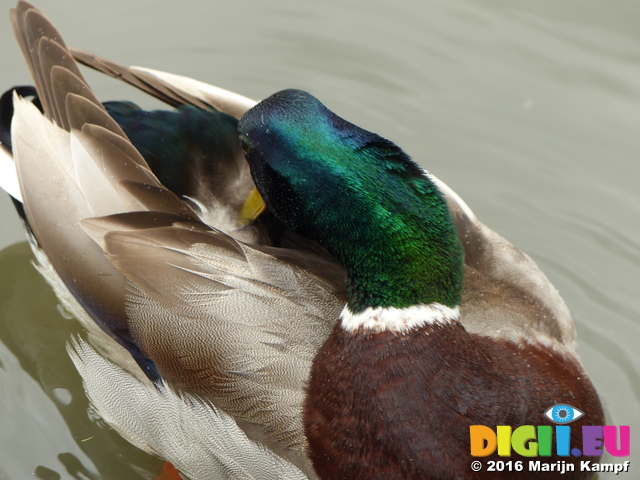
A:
[1, 0, 639, 478]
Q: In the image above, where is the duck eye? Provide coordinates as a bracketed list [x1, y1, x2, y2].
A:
[239, 135, 252, 155]
[544, 404, 584, 424]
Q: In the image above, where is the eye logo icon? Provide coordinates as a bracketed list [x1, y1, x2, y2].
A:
[544, 404, 584, 424]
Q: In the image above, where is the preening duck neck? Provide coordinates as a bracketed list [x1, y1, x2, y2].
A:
[318, 178, 464, 314]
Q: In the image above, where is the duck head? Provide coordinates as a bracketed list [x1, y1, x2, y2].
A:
[238, 88, 464, 316]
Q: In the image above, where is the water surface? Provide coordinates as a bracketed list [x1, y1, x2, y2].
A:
[1, 1, 639, 478]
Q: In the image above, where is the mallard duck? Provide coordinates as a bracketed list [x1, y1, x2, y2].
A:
[0, 2, 604, 479]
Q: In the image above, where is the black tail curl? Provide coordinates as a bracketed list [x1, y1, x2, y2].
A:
[0, 85, 42, 154]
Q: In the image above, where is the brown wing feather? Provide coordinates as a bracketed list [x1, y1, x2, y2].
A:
[70, 47, 257, 119]
[9, 1, 196, 342]
[70, 48, 211, 109]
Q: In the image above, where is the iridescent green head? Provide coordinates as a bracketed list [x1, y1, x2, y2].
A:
[238, 89, 463, 313]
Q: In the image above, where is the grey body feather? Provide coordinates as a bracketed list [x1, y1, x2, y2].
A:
[69, 338, 309, 480]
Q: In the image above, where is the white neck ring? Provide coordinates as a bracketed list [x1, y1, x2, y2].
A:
[340, 303, 460, 333]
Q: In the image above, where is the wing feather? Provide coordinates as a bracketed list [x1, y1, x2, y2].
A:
[80, 212, 344, 474]
[70, 47, 257, 119]
[8, 1, 195, 350]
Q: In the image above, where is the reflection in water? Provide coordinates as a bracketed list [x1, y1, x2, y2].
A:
[0, 242, 163, 479]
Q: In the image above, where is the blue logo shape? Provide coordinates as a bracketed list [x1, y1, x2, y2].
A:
[544, 404, 584, 424]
